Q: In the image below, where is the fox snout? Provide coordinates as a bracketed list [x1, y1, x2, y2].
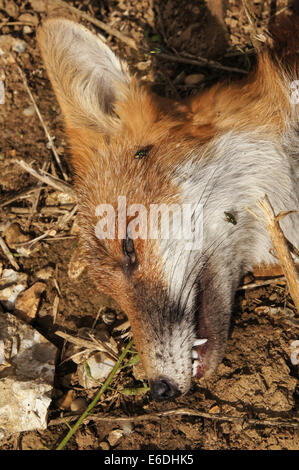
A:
[150, 377, 181, 401]
[37, 17, 299, 400]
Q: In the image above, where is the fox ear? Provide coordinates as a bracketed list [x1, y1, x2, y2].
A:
[37, 18, 131, 132]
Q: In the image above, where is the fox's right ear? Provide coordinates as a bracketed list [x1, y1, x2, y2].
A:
[37, 18, 131, 133]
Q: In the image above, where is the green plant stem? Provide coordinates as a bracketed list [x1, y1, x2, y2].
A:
[56, 339, 134, 450]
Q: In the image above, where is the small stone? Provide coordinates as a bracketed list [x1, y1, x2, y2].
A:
[77, 352, 116, 389]
[14, 282, 46, 322]
[184, 74, 205, 85]
[290, 340, 299, 365]
[68, 250, 87, 280]
[23, 105, 35, 117]
[23, 26, 33, 35]
[0, 284, 26, 310]
[0, 311, 57, 438]
[290, 349, 299, 365]
[0, 269, 28, 289]
[70, 397, 87, 412]
[255, 306, 269, 314]
[99, 441, 110, 450]
[209, 404, 220, 414]
[35, 265, 55, 280]
[4, 223, 31, 249]
[12, 40, 26, 53]
[46, 191, 75, 205]
[57, 389, 76, 410]
[107, 429, 124, 447]
[57, 192, 76, 204]
[121, 421, 133, 435]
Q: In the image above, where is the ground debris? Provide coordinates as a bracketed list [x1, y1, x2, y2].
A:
[0, 310, 57, 439]
[14, 281, 46, 322]
[0, 268, 28, 309]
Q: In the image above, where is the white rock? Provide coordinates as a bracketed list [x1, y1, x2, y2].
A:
[77, 352, 116, 389]
[12, 40, 26, 53]
[290, 349, 299, 365]
[0, 269, 28, 287]
[121, 421, 133, 435]
[0, 311, 57, 438]
[290, 340, 299, 365]
[70, 398, 87, 412]
[0, 283, 26, 309]
[35, 266, 55, 280]
[23, 26, 33, 35]
[107, 429, 124, 447]
[0, 269, 28, 310]
[23, 105, 35, 117]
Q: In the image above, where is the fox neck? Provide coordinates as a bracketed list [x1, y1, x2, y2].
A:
[175, 129, 299, 273]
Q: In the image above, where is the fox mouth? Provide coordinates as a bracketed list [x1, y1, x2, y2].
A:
[191, 338, 208, 377]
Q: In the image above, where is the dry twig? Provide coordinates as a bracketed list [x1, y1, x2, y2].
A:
[13, 159, 74, 195]
[52, 295, 59, 324]
[27, 157, 51, 228]
[0, 236, 20, 270]
[152, 51, 248, 75]
[54, 0, 137, 50]
[247, 195, 299, 313]
[55, 330, 118, 361]
[238, 277, 285, 291]
[13, 60, 68, 181]
[48, 406, 299, 430]
[0, 184, 42, 208]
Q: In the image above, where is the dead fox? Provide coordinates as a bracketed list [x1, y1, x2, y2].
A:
[37, 16, 299, 401]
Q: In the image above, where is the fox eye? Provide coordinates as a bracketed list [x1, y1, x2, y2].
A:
[122, 235, 137, 267]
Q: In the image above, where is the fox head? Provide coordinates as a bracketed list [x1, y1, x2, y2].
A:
[37, 18, 299, 400]
[37, 19, 213, 399]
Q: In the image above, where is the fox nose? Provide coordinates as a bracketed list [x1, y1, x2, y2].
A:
[150, 377, 181, 401]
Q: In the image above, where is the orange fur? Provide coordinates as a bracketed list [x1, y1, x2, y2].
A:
[37, 15, 299, 394]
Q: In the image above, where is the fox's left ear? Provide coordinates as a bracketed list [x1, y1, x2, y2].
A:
[37, 18, 131, 133]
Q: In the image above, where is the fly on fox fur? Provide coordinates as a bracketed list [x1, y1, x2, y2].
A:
[224, 212, 237, 225]
[38, 15, 299, 401]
